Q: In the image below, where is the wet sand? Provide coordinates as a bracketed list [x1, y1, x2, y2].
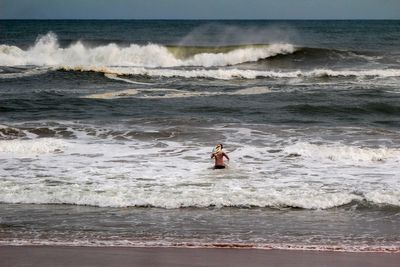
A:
[1, 246, 399, 267]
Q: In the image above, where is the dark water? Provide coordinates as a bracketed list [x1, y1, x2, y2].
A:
[0, 20, 399, 251]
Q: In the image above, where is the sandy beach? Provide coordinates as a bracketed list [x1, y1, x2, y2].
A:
[1, 246, 399, 267]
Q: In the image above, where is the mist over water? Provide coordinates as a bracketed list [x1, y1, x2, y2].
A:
[177, 23, 299, 46]
[0, 20, 400, 251]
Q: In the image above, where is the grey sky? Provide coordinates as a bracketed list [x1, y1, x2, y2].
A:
[1, 0, 399, 19]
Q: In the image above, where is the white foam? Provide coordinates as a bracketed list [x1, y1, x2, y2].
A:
[0, 125, 399, 209]
[81, 86, 271, 99]
[84, 89, 139, 99]
[0, 178, 363, 209]
[104, 73, 152, 85]
[364, 190, 400, 206]
[308, 68, 400, 78]
[82, 88, 206, 99]
[86, 66, 298, 80]
[77, 66, 400, 80]
[2, 33, 399, 81]
[0, 32, 295, 68]
[0, 138, 66, 155]
[284, 142, 400, 163]
[183, 43, 295, 67]
[232, 87, 272, 95]
[1, 239, 398, 252]
[0, 44, 25, 65]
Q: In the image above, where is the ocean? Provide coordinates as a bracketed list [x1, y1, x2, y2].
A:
[0, 20, 399, 252]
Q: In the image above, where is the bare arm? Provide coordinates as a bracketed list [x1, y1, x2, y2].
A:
[223, 152, 229, 161]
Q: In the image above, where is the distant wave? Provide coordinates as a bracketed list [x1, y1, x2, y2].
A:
[2, 32, 398, 81]
[62, 66, 400, 80]
[0, 32, 295, 68]
[277, 47, 383, 62]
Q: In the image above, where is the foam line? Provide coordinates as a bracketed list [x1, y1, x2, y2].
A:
[104, 73, 152, 85]
[81, 86, 272, 99]
[70, 66, 400, 80]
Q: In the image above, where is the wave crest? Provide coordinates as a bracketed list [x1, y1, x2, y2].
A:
[0, 32, 295, 68]
[1, 184, 399, 209]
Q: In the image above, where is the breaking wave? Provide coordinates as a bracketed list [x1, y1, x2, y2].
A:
[2, 32, 399, 81]
[0, 181, 399, 209]
[0, 32, 295, 68]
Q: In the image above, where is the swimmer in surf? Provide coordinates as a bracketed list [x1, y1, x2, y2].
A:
[211, 144, 229, 169]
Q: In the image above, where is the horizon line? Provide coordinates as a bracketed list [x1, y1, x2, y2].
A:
[1, 18, 399, 21]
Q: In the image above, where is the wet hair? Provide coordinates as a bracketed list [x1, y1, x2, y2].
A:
[220, 144, 223, 149]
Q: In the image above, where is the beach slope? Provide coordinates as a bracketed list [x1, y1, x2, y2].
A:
[1, 246, 399, 267]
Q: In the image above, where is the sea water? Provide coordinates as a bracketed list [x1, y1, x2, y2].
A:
[0, 20, 399, 251]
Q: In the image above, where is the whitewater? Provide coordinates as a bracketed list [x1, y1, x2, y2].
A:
[1, 20, 400, 251]
[0, 123, 399, 209]
[2, 33, 400, 81]
[0, 32, 295, 68]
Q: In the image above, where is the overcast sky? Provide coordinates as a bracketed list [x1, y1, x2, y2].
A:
[1, 0, 399, 19]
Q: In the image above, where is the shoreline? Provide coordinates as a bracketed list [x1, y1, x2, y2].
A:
[1, 246, 400, 267]
[1, 242, 399, 253]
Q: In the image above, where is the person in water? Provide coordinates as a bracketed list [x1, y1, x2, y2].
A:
[211, 144, 230, 169]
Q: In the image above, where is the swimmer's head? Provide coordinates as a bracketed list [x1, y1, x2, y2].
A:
[214, 144, 223, 153]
